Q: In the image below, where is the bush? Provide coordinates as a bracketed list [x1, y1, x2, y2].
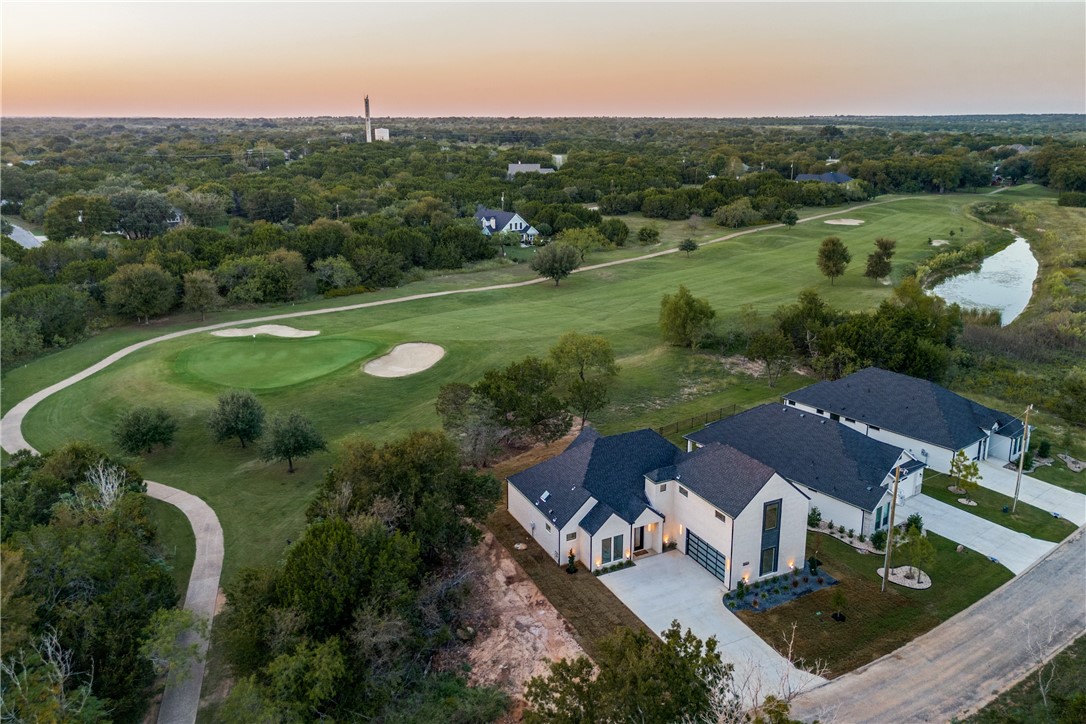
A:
[859, 533, 866, 543]
[1057, 191, 1086, 207]
[1038, 439, 1052, 458]
[807, 506, 822, 527]
[837, 525, 845, 534]
[847, 528, 855, 539]
[323, 284, 375, 299]
[871, 529, 888, 551]
[906, 512, 924, 533]
[1023, 451, 1034, 470]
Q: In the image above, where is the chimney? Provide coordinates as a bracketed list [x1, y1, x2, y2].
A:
[364, 95, 372, 143]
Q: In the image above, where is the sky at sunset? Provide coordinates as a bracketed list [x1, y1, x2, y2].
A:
[2, 1, 1083, 118]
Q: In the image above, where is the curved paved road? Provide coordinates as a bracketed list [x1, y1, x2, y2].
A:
[790, 527, 1086, 723]
[0, 196, 924, 721]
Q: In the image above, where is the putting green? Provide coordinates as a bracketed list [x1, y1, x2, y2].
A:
[172, 337, 379, 390]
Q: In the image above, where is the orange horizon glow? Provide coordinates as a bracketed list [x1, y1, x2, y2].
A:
[2, 2, 1083, 118]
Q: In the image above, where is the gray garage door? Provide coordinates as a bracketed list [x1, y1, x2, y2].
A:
[686, 529, 726, 582]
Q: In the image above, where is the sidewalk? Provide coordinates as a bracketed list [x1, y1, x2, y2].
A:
[897, 494, 1056, 574]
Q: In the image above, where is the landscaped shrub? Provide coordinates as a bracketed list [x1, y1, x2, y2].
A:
[859, 533, 866, 543]
[792, 580, 799, 588]
[847, 528, 855, 539]
[817, 577, 824, 584]
[1038, 439, 1051, 458]
[837, 525, 845, 534]
[906, 513, 924, 533]
[827, 519, 834, 531]
[871, 529, 888, 551]
[807, 506, 822, 527]
[808, 556, 820, 575]
[1023, 451, 1034, 470]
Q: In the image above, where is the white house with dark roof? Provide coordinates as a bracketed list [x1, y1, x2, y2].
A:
[506, 427, 809, 588]
[782, 367, 1026, 474]
[473, 204, 539, 244]
[685, 404, 924, 539]
[507, 162, 555, 179]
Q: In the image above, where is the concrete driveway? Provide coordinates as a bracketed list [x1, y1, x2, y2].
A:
[599, 550, 826, 704]
[978, 460, 1086, 526]
[897, 494, 1056, 574]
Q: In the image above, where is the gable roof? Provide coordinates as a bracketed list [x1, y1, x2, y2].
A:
[685, 404, 907, 511]
[508, 428, 682, 530]
[783, 367, 1024, 451]
[650, 443, 780, 517]
[474, 204, 519, 232]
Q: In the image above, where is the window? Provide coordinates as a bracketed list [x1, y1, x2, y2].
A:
[566, 531, 577, 542]
[845, 417, 855, 424]
[870, 425, 880, 431]
[545, 522, 551, 532]
[787, 400, 796, 406]
[760, 546, 778, 576]
[830, 413, 840, 422]
[763, 502, 780, 531]
[715, 510, 727, 523]
[816, 408, 824, 415]
[679, 486, 689, 497]
[659, 483, 667, 492]
[601, 534, 624, 564]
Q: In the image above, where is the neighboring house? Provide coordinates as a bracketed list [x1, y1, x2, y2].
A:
[507, 162, 555, 179]
[166, 207, 185, 227]
[685, 404, 924, 539]
[794, 171, 853, 184]
[506, 427, 809, 588]
[374, 128, 390, 142]
[783, 367, 1026, 474]
[474, 204, 539, 243]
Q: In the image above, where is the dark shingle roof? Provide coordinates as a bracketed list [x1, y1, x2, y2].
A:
[685, 404, 906, 510]
[783, 367, 1023, 451]
[474, 205, 518, 234]
[580, 501, 617, 534]
[508, 428, 682, 529]
[652, 443, 779, 517]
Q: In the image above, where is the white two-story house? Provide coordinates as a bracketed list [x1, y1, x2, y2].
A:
[474, 204, 539, 244]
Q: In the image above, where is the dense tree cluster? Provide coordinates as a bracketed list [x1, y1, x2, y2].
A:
[1, 443, 182, 722]
[217, 431, 506, 720]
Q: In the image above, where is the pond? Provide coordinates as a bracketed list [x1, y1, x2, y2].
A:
[930, 233, 1038, 326]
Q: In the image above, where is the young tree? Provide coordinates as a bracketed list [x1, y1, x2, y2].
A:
[182, 270, 222, 321]
[555, 227, 609, 262]
[525, 621, 731, 724]
[864, 250, 892, 282]
[659, 285, 716, 349]
[112, 406, 178, 454]
[896, 524, 935, 583]
[747, 330, 793, 387]
[207, 390, 266, 448]
[529, 243, 580, 286]
[105, 263, 176, 323]
[781, 209, 799, 227]
[261, 412, 327, 472]
[679, 238, 699, 256]
[949, 449, 981, 500]
[548, 331, 619, 426]
[817, 236, 851, 285]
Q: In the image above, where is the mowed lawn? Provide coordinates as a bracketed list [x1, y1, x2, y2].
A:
[12, 193, 1016, 581]
[737, 531, 1013, 677]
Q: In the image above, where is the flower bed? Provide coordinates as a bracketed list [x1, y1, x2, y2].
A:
[722, 564, 838, 612]
[809, 521, 883, 554]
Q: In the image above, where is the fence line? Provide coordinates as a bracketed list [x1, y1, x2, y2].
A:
[656, 404, 740, 436]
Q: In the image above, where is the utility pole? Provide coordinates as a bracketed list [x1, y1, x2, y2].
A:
[1012, 404, 1033, 513]
[881, 465, 903, 593]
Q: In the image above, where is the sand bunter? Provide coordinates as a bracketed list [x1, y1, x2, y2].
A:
[364, 342, 445, 377]
[210, 324, 320, 338]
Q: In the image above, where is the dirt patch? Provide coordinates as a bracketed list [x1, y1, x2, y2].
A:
[720, 354, 765, 377]
[464, 532, 586, 703]
[824, 218, 865, 226]
[210, 324, 319, 338]
[363, 342, 445, 377]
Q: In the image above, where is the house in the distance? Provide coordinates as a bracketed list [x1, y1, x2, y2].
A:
[506, 427, 809, 588]
[507, 161, 555, 179]
[685, 404, 924, 539]
[795, 171, 853, 184]
[474, 204, 539, 243]
[783, 367, 1026, 474]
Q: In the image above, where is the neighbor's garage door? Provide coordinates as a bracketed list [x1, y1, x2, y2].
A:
[686, 529, 726, 582]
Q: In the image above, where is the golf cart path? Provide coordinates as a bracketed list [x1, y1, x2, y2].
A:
[790, 526, 1086, 724]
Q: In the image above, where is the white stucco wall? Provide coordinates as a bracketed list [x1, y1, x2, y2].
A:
[507, 481, 562, 563]
[731, 474, 808, 587]
[802, 487, 866, 536]
[561, 498, 597, 569]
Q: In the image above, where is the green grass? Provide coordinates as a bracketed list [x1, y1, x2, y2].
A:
[172, 337, 379, 391]
[146, 497, 197, 600]
[9, 194, 1025, 581]
[922, 472, 1078, 543]
[967, 635, 1086, 723]
[737, 531, 1012, 677]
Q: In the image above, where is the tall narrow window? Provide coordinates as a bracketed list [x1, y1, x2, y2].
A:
[602, 537, 612, 564]
[763, 502, 780, 531]
[760, 546, 777, 576]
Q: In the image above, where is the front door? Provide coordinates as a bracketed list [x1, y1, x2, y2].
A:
[633, 526, 645, 552]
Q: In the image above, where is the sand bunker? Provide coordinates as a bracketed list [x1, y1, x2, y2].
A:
[363, 342, 445, 377]
[824, 218, 865, 226]
[211, 324, 320, 338]
[931, 239, 950, 246]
